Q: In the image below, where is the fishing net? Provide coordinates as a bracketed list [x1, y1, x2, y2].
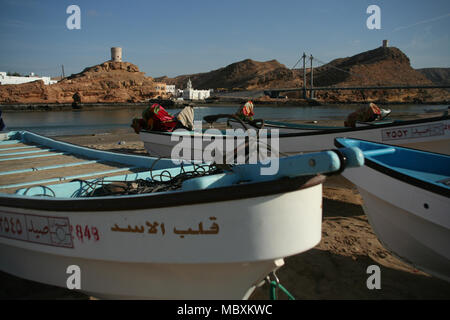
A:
[71, 163, 225, 197]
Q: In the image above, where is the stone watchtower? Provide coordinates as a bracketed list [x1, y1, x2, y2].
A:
[111, 47, 122, 62]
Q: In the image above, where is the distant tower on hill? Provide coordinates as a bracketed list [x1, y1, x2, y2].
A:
[111, 47, 122, 62]
[382, 40, 389, 48]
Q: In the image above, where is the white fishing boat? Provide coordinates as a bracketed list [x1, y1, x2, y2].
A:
[335, 137, 450, 282]
[0, 130, 363, 299]
[227, 104, 392, 133]
[140, 113, 450, 160]
[228, 118, 342, 133]
[228, 118, 401, 132]
[276, 113, 450, 155]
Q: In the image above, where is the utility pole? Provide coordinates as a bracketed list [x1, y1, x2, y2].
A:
[302, 52, 307, 99]
[61, 65, 65, 78]
[310, 54, 314, 99]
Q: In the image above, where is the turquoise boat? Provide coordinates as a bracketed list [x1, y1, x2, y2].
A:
[335, 137, 450, 282]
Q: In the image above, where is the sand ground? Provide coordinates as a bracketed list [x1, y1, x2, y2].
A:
[1, 119, 449, 300]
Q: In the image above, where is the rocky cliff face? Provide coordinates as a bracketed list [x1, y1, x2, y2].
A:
[0, 61, 160, 104]
[0, 80, 48, 104]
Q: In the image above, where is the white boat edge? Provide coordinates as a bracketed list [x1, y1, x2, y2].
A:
[140, 114, 450, 159]
[0, 181, 324, 299]
[336, 140, 450, 283]
[0, 131, 330, 299]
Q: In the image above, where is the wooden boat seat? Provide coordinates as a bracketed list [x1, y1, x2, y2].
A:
[0, 141, 148, 194]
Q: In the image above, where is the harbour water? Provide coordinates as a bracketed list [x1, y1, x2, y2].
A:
[1, 104, 447, 136]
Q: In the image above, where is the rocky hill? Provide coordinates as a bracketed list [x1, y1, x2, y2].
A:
[312, 47, 428, 86]
[156, 59, 302, 91]
[1, 47, 448, 105]
[416, 68, 450, 85]
[0, 61, 160, 104]
[159, 47, 449, 104]
[309, 47, 449, 103]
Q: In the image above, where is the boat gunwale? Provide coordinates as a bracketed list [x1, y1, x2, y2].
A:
[334, 137, 450, 198]
[140, 114, 449, 138]
[0, 174, 325, 212]
[1, 130, 192, 167]
[0, 131, 328, 211]
[228, 118, 344, 130]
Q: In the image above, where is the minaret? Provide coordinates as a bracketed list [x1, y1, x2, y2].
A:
[186, 78, 192, 90]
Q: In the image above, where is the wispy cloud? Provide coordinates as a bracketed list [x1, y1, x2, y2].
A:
[0, 18, 61, 31]
[87, 10, 99, 17]
[393, 13, 450, 32]
[0, 19, 28, 28]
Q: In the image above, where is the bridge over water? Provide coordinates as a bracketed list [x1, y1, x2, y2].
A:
[264, 85, 450, 98]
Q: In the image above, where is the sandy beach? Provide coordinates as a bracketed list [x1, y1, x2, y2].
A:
[1, 122, 450, 300]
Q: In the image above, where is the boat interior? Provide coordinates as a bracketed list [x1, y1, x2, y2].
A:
[336, 138, 450, 188]
[0, 132, 198, 197]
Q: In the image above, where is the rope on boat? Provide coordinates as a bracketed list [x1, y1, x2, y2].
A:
[18, 156, 226, 197]
[269, 281, 295, 300]
[22, 185, 56, 197]
[267, 271, 295, 300]
[71, 163, 225, 197]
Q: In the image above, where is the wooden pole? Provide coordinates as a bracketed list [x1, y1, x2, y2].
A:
[310, 55, 314, 99]
[302, 53, 307, 99]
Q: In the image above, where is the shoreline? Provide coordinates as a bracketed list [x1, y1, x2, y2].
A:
[1, 99, 449, 112]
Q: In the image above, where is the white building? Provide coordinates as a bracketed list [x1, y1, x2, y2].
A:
[182, 78, 211, 100]
[0, 72, 58, 85]
[165, 84, 176, 95]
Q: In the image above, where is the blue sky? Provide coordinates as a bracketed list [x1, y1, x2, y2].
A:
[0, 0, 449, 78]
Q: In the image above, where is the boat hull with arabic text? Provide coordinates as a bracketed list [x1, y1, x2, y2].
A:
[0, 131, 363, 299]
